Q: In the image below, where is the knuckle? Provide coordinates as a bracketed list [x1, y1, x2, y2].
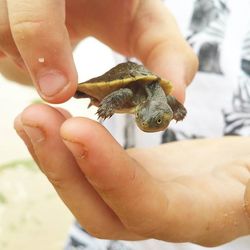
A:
[45, 170, 66, 190]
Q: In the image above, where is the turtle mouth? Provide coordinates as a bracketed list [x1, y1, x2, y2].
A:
[137, 121, 167, 133]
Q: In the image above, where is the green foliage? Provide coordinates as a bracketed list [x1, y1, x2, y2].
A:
[0, 159, 37, 173]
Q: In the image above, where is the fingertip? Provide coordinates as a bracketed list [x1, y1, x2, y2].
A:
[14, 113, 29, 144]
[37, 70, 77, 103]
[7, 0, 78, 104]
[60, 117, 110, 143]
[60, 117, 90, 139]
[19, 102, 72, 121]
[20, 103, 50, 124]
[171, 81, 186, 103]
[145, 41, 198, 103]
[129, 0, 198, 103]
[20, 103, 67, 129]
[13, 113, 23, 131]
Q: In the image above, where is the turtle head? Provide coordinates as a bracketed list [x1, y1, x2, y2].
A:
[135, 101, 173, 132]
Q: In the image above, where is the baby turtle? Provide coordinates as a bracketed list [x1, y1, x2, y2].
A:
[74, 62, 186, 132]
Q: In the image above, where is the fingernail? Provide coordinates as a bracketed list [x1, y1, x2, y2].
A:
[23, 125, 45, 143]
[38, 70, 69, 97]
[63, 139, 87, 159]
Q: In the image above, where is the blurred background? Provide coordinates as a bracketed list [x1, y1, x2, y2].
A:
[0, 38, 116, 250]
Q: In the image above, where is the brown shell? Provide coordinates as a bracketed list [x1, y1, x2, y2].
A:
[76, 62, 172, 101]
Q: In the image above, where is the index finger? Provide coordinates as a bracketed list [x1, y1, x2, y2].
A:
[61, 117, 169, 237]
[7, 0, 77, 103]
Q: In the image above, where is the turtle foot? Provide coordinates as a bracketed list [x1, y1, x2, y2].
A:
[96, 104, 114, 120]
[173, 107, 187, 121]
[95, 88, 133, 120]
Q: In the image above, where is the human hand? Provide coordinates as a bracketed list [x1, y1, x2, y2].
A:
[15, 104, 250, 247]
[0, 0, 197, 103]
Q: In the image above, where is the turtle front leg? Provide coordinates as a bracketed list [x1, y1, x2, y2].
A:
[166, 95, 187, 121]
[97, 88, 133, 119]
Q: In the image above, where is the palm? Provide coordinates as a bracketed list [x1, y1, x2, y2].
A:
[127, 137, 250, 246]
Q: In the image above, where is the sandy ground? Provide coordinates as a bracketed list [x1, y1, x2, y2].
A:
[0, 38, 114, 250]
[0, 161, 73, 250]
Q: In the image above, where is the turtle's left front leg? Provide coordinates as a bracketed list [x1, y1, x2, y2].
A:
[97, 88, 133, 119]
[166, 95, 187, 121]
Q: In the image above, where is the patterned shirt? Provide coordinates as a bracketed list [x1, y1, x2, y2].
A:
[65, 1, 250, 249]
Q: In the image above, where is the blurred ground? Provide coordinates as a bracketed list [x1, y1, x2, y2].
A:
[0, 160, 73, 250]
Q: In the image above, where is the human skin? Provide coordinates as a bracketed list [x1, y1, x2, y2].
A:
[0, 0, 198, 102]
[14, 104, 250, 247]
[4, 0, 250, 247]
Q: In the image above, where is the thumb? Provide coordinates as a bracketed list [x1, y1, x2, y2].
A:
[130, 1, 198, 102]
[7, 0, 77, 103]
[61, 117, 168, 236]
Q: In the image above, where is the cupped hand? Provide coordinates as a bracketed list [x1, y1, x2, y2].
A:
[0, 0, 198, 103]
[14, 104, 250, 247]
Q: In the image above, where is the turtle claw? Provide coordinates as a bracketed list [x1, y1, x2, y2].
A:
[96, 104, 115, 120]
[173, 107, 187, 121]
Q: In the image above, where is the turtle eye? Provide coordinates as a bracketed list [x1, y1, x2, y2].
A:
[156, 118, 162, 124]
[135, 112, 139, 118]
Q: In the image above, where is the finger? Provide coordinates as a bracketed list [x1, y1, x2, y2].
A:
[88, 0, 198, 102]
[14, 107, 72, 167]
[61, 117, 169, 237]
[130, 0, 198, 102]
[244, 179, 250, 221]
[7, 0, 77, 103]
[55, 107, 72, 119]
[0, 0, 24, 66]
[14, 114, 40, 165]
[18, 104, 140, 239]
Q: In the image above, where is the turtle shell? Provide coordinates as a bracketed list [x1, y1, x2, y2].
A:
[75, 62, 172, 101]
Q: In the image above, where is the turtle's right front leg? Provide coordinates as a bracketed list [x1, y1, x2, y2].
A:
[97, 88, 133, 119]
[166, 95, 187, 121]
